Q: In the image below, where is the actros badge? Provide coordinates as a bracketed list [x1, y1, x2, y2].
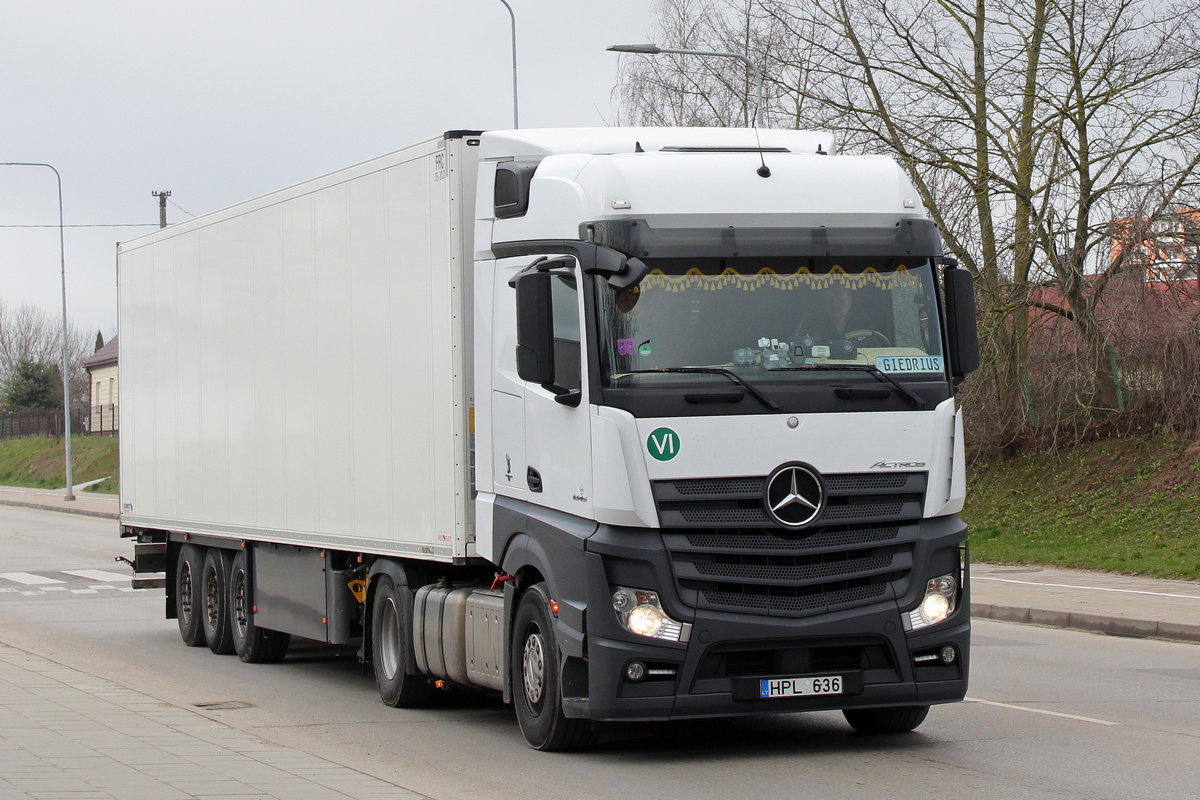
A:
[764, 462, 825, 528]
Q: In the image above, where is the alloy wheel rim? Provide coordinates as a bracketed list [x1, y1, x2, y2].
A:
[179, 562, 193, 621]
[204, 565, 220, 627]
[379, 597, 401, 680]
[523, 629, 546, 707]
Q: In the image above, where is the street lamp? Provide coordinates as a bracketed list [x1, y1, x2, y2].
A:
[0, 162, 75, 500]
[498, 0, 519, 128]
[607, 44, 766, 128]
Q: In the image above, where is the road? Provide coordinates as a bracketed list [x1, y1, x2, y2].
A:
[1, 505, 1198, 800]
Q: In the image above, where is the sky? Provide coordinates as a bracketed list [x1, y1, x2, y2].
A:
[0, 0, 656, 340]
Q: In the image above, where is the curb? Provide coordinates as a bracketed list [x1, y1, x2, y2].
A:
[972, 602, 1200, 645]
[0, 498, 119, 521]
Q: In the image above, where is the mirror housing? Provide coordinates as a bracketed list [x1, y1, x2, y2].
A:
[514, 270, 554, 384]
[942, 265, 980, 379]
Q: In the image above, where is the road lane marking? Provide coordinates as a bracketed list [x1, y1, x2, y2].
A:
[966, 697, 1119, 726]
[70, 588, 99, 594]
[61, 569, 131, 582]
[0, 572, 66, 585]
[974, 576, 1200, 601]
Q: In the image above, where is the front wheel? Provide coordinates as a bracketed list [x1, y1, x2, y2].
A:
[511, 583, 593, 751]
[843, 705, 929, 734]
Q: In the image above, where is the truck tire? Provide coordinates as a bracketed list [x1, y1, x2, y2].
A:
[201, 548, 236, 655]
[511, 583, 593, 751]
[229, 549, 290, 663]
[176, 544, 207, 647]
[843, 705, 930, 734]
[370, 576, 438, 708]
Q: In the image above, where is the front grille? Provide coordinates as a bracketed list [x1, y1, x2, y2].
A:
[657, 472, 926, 617]
[653, 472, 925, 530]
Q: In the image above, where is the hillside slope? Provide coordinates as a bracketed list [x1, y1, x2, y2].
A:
[0, 436, 118, 493]
[964, 435, 1200, 580]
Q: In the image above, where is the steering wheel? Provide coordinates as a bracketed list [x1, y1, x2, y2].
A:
[845, 329, 892, 347]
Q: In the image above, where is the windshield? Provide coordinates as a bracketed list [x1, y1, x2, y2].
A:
[597, 257, 945, 387]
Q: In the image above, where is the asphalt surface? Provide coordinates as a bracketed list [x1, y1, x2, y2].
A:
[2, 483, 1197, 645]
[0, 498, 1197, 799]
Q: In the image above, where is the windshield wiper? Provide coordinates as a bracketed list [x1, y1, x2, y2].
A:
[774, 364, 927, 409]
[618, 368, 782, 410]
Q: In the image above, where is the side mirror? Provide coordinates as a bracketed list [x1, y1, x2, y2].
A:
[515, 271, 554, 384]
[942, 266, 980, 379]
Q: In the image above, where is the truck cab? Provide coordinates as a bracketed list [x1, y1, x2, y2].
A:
[471, 128, 977, 748]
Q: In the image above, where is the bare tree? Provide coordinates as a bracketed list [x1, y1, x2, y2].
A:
[0, 296, 91, 407]
[617, 0, 1200, 447]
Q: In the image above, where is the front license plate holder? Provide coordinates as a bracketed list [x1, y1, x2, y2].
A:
[732, 671, 864, 701]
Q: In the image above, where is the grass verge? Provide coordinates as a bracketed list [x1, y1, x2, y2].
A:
[0, 435, 118, 493]
[964, 434, 1200, 581]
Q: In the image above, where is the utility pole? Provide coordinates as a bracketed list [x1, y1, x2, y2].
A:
[152, 190, 171, 228]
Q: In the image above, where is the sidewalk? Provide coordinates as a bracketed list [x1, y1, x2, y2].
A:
[971, 562, 1200, 643]
[0, 642, 426, 800]
[0, 484, 119, 520]
[1, 484, 1197, 644]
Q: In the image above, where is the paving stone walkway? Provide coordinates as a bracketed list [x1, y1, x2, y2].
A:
[0, 643, 426, 800]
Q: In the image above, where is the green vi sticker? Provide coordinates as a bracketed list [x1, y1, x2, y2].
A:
[647, 427, 680, 461]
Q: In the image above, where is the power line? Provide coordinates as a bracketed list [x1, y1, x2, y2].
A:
[168, 198, 195, 218]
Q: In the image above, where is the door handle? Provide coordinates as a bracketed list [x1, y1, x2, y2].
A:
[527, 467, 543, 493]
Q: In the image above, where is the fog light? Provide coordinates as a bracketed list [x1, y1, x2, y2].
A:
[904, 572, 959, 631]
[625, 661, 647, 682]
[940, 645, 957, 664]
[610, 587, 692, 643]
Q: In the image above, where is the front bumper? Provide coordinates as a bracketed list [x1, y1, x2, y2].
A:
[557, 517, 970, 721]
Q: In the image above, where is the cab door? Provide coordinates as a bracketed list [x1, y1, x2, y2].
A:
[520, 263, 593, 518]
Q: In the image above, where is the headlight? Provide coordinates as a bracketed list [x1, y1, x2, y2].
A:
[611, 587, 692, 643]
[904, 572, 958, 631]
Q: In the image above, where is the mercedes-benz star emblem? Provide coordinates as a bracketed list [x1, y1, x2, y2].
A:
[764, 463, 824, 528]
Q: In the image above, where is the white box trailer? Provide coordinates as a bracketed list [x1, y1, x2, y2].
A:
[121, 127, 980, 750]
[120, 134, 477, 563]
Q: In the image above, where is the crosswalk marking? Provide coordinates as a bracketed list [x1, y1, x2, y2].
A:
[61, 569, 133, 583]
[0, 572, 66, 585]
[0, 569, 147, 597]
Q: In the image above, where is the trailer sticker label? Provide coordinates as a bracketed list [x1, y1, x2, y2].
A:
[875, 355, 944, 374]
[433, 151, 448, 181]
[617, 337, 637, 356]
[647, 427, 680, 461]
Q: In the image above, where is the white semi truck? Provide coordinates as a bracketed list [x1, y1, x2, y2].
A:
[119, 127, 979, 750]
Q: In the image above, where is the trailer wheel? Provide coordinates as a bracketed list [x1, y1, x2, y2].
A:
[511, 583, 593, 751]
[176, 544, 207, 647]
[370, 576, 438, 708]
[229, 549, 290, 663]
[201, 549, 236, 655]
[843, 705, 930, 734]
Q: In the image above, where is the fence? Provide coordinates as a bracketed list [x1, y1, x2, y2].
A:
[0, 410, 88, 440]
[90, 403, 118, 435]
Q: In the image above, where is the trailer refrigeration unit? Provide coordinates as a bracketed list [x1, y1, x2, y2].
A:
[120, 127, 980, 750]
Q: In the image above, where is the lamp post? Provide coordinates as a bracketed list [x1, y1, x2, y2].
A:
[1, 162, 75, 500]
[607, 43, 766, 128]
[498, 0, 519, 128]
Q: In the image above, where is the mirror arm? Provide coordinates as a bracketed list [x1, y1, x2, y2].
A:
[550, 387, 583, 407]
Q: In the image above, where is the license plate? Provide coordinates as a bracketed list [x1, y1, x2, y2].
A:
[759, 675, 843, 699]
